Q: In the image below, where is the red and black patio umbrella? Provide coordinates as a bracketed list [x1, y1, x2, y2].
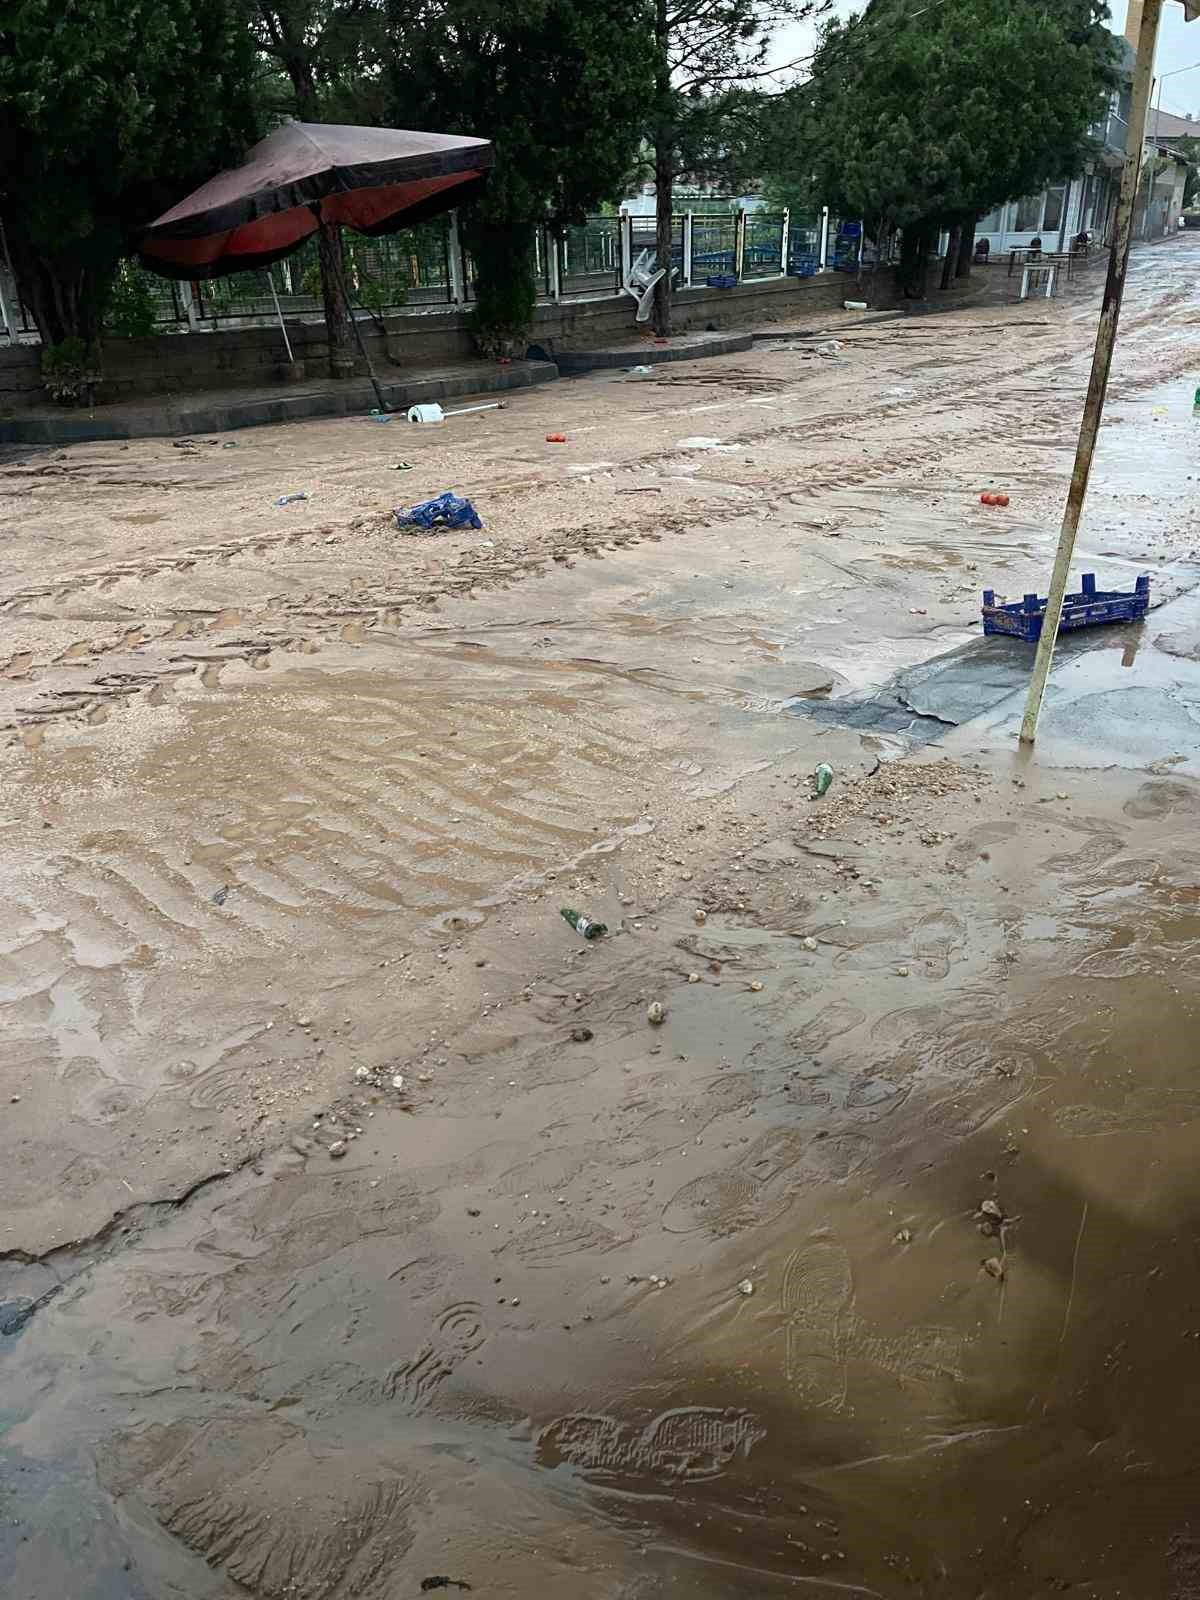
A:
[140, 121, 493, 279]
[140, 121, 493, 409]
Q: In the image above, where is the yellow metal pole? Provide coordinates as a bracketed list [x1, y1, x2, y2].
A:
[1019, 0, 1164, 743]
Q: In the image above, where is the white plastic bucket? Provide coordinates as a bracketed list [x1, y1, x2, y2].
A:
[407, 403, 446, 424]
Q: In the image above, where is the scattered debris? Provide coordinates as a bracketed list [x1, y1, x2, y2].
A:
[274, 491, 310, 506]
[896, 965, 910, 977]
[407, 400, 506, 424]
[693, 909, 707, 925]
[545, 433, 568, 443]
[844, 300, 867, 311]
[328, 1140, 348, 1159]
[391, 461, 414, 471]
[420, 1580, 472, 1594]
[980, 491, 1010, 507]
[749, 980, 764, 992]
[561, 907, 607, 940]
[395, 492, 483, 533]
[894, 1228, 913, 1244]
[802, 936, 818, 951]
[647, 1001, 666, 1026]
[211, 886, 230, 906]
[982, 1256, 1005, 1281]
[676, 436, 738, 453]
[737, 1279, 755, 1296]
[813, 762, 834, 798]
[391, 1074, 405, 1091]
[688, 972, 701, 984]
[628, 364, 653, 375]
[368, 409, 394, 423]
[570, 1026, 594, 1043]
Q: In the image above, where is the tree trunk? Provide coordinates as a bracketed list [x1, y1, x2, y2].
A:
[898, 222, 938, 297]
[651, 0, 672, 338]
[6, 232, 101, 350]
[956, 216, 977, 278]
[316, 219, 354, 377]
[940, 222, 961, 291]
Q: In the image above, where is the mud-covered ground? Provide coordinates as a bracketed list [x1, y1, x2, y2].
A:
[2, 238, 1200, 1598]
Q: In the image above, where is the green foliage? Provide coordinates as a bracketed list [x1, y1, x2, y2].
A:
[766, 0, 1117, 241]
[646, 0, 830, 333]
[463, 220, 538, 359]
[1170, 135, 1200, 208]
[103, 264, 161, 339]
[0, 0, 258, 347]
[379, 0, 656, 348]
[40, 338, 101, 404]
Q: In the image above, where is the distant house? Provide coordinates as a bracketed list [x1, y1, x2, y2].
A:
[973, 29, 1195, 257]
[974, 37, 1135, 257]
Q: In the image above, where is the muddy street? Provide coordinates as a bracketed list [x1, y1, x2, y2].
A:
[3, 237, 1200, 1598]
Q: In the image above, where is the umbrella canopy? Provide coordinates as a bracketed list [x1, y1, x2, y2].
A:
[140, 122, 493, 279]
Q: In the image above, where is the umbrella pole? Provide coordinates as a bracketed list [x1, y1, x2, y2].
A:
[330, 240, 389, 413]
[267, 269, 295, 364]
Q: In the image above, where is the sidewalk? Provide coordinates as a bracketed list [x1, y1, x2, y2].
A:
[0, 357, 558, 446]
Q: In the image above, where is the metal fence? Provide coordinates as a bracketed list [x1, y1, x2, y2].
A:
[558, 217, 621, 299]
[743, 212, 786, 278]
[3, 206, 870, 344]
[195, 224, 455, 323]
[691, 215, 737, 279]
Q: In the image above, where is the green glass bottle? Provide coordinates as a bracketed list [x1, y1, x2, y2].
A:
[561, 907, 607, 940]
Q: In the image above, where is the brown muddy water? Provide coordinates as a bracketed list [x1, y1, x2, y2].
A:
[4, 755, 1200, 1599]
[3, 239, 1200, 1597]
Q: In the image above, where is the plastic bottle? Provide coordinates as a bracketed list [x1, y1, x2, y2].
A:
[561, 907, 607, 940]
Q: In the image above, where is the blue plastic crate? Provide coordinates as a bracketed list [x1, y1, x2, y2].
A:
[705, 272, 738, 289]
[982, 573, 1149, 640]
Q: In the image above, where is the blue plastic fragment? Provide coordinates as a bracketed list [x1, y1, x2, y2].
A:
[981, 573, 1149, 641]
[394, 491, 483, 532]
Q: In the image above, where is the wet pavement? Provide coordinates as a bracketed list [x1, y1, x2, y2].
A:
[3, 237, 1200, 1598]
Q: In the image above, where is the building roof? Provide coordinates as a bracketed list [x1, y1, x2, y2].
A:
[1146, 106, 1200, 140]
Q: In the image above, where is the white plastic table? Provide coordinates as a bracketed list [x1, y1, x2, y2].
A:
[1019, 263, 1057, 300]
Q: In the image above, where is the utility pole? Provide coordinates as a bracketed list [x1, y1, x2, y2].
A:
[1020, 0, 1199, 743]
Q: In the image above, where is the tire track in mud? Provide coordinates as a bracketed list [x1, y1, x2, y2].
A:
[0, 312, 1115, 744]
[0, 650, 666, 1156]
[0, 512, 684, 743]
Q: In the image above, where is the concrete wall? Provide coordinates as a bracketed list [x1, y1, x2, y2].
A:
[0, 269, 891, 411]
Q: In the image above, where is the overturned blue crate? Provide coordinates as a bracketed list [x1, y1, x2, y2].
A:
[705, 273, 738, 289]
[982, 573, 1149, 641]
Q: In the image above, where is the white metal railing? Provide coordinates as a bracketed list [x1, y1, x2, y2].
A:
[3, 206, 869, 344]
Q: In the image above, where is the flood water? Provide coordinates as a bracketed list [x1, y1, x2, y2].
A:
[4, 239, 1200, 1597]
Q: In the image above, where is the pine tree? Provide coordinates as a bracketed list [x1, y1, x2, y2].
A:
[765, 0, 1118, 294]
[380, 0, 656, 354]
[650, 0, 831, 334]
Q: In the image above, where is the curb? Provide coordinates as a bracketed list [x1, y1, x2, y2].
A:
[551, 331, 754, 373]
[0, 360, 560, 445]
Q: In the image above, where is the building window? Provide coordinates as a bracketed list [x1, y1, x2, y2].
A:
[1015, 194, 1043, 231]
[1042, 185, 1067, 232]
[977, 205, 1003, 233]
